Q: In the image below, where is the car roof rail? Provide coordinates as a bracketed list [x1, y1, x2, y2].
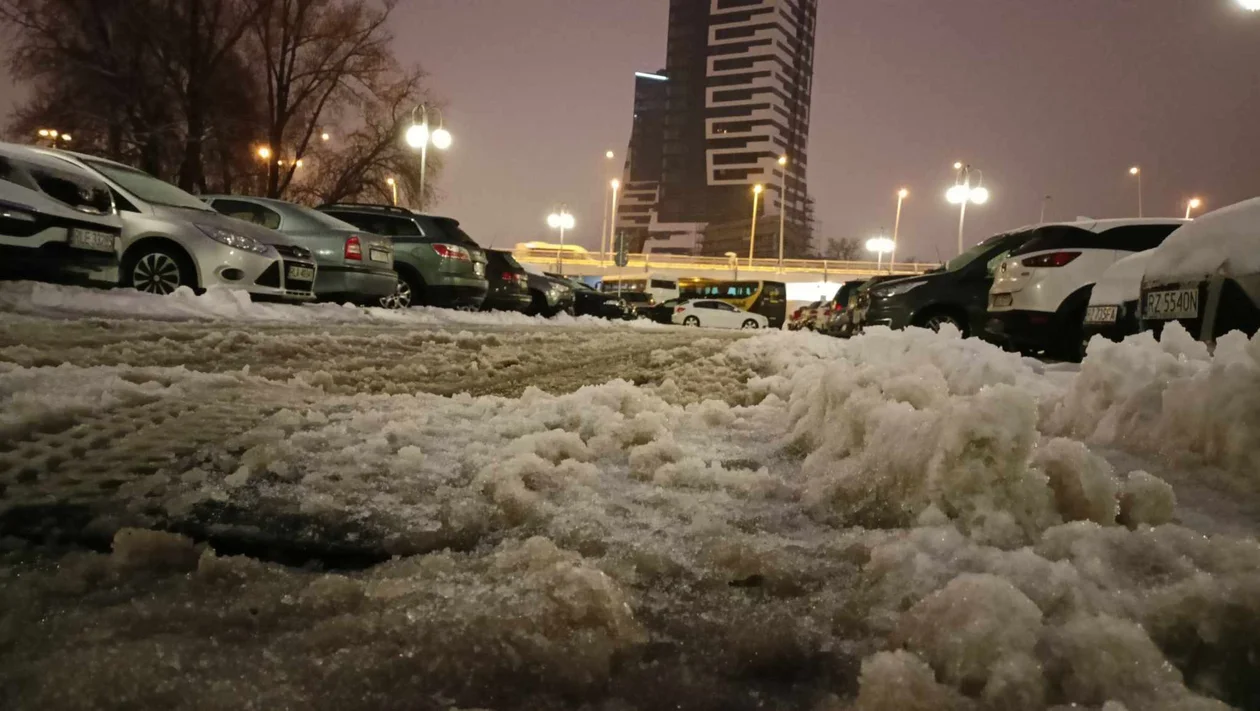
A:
[316, 202, 413, 215]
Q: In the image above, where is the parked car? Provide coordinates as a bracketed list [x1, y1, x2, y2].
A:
[1081, 249, 1155, 354]
[548, 274, 635, 320]
[818, 280, 866, 335]
[855, 231, 1037, 336]
[481, 249, 532, 312]
[618, 290, 656, 317]
[787, 300, 820, 331]
[672, 299, 769, 330]
[1140, 197, 1260, 342]
[847, 274, 925, 334]
[985, 218, 1185, 359]
[316, 203, 488, 309]
[522, 270, 574, 317]
[0, 142, 121, 285]
[203, 195, 395, 304]
[643, 297, 686, 325]
[46, 150, 316, 300]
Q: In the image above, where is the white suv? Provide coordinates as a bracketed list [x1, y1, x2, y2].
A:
[985, 218, 1185, 359]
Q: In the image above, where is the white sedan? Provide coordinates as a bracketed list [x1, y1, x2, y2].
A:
[671, 299, 769, 329]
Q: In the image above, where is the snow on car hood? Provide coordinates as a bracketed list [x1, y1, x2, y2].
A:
[1088, 248, 1154, 306]
[1144, 196, 1260, 285]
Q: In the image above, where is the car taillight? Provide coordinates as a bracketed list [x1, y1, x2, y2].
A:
[675, 306, 686, 313]
[432, 243, 471, 261]
[501, 271, 521, 283]
[1022, 251, 1081, 268]
[344, 236, 362, 260]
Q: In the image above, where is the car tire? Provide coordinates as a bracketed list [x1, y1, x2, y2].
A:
[920, 311, 966, 336]
[742, 319, 760, 330]
[382, 269, 423, 309]
[121, 244, 197, 295]
[683, 316, 700, 327]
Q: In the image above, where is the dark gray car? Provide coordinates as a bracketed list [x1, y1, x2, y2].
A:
[204, 196, 394, 303]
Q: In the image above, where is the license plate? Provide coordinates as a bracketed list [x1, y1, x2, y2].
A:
[473, 262, 485, 277]
[1144, 287, 1198, 320]
[69, 228, 115, 252]
[286, 265, 315, 282]
[990, 293, 1013, 308]
[1085, 305, 1119, 324]
[368, 248, 390, 263]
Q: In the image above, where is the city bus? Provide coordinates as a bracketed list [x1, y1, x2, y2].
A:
[600, 274, 680, 303]
[678, 278, 788, 328]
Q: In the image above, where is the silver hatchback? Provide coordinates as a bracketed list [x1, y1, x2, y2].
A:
[203, 195, 395, 303]
[37, 149, 316, 301]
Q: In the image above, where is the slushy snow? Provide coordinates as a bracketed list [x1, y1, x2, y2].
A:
[2, 285, 1259, 711]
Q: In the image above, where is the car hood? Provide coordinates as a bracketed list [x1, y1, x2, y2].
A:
[150, 205, 302, 247]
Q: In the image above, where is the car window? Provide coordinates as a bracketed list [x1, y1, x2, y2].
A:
[281, 204, 362, 231]
[326, 212, 422, 237]
[212, 199, 281, 230]
[428, 216, 480, 246]
[945, 231, 1024, 272]
[717, 302, 738, 311]
[1102, 224, 1180, 252]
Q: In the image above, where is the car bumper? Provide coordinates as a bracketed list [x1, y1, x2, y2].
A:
[314, 264, 396, 301]
[191, 242, 315, 302]
[983, 309, 1060, 349]
[0, 242, 119, 285]
[859, 301, 913, 330]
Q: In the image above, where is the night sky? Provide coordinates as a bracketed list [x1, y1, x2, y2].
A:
[3, 0, 1258, 260]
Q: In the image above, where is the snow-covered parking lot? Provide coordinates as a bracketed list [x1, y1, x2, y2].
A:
[2, 282, 1259, 711]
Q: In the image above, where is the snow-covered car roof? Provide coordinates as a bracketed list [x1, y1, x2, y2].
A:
[1089, 249, 1155, 306]
[1144, 197, 1260, 285]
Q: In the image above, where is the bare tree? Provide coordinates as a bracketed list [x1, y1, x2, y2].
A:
[248, 0, 397, 197]
[819, 237, 862, 261]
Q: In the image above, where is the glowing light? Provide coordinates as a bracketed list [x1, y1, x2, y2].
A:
[865, 237, 895, 254]
[257, 146, 272, 160]
[547, 212, 575, 230]
[946, 184, 970, 204]
[970, 186, 990, 205]
[753, 184, 764, 194]
[778, 155, 788, 167]
[430, 127, 452, 150]
[634, 71, 668, 81]
[1129, 166, 1140, 176]
[320, 132, 330, 142]
[605, 150, 615, 159]
[405, 123, 429, 149]
[898, 188, 909, 199]
[611, 179, 621, 190]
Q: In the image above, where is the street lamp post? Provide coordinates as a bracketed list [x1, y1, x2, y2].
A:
[891, 188, 908, 274]
[1040, 194, 1052, 223]
[405, 104, 452, 210]
[386, 177, 398, 206]
[725, 252, 739, 281]
[776, 155, 788, 272]
[946, 163, 990, 256]
[748, 184, 764, 266]
[1129, 166, 1143, 218]
[547, 208, 575, 275]
[1185, 197, 1203, 220]
[600, 151, 616, 264]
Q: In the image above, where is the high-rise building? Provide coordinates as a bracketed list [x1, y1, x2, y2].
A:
[616, 0, 818, 257]
[617, 71, 668, 252]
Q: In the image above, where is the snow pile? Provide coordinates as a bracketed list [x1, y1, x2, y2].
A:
[1144, 196, 1260, 285]
[0, 280, 660, 330]
[1050, 322, 1260, 478]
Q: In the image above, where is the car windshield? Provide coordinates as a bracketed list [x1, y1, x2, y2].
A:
[83, 159, 212, 211]
[943, 233, 1015, 272]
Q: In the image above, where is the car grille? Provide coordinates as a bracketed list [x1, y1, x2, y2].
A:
[255, 262, 281, 288]
[271, 244, 312, 261]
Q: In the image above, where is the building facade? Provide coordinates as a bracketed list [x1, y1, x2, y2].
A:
[617, 0, 818, 257]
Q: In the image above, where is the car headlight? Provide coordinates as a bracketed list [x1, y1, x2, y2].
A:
[194, 224, 269, 254]
[876, 280, 927, 298]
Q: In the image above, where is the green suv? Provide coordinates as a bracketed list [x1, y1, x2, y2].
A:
[317, 203, 489, 309]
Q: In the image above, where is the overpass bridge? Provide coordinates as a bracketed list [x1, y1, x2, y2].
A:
[511, 248, 937, 302]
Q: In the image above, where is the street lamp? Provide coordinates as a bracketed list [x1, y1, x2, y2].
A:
[257, 146, 272, 160]
[37, 129, 71, 147]
[776, 155, 789, 272]
[547, 208, 575, 274]
[890, 188, 908, 274]
[1185, 197, 1203, 219]
[946, 163, 989, 256]
[1129, 166, 1143, 217]
[600, 150, 617, 263]
[320, 132, 331, 142]
[748, 184, 764, 266]
[405, 104, 452, 209]
[386, 177, 398, 206]
[865, 236, 895, 272]
[1238, 0, 1260, 10]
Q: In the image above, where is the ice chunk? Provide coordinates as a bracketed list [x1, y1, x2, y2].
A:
[1036, 438, 1120, 525]
[851, 650, 970, 711]
[110, 528, 200, 572]
[1118, 471, 1177, 527]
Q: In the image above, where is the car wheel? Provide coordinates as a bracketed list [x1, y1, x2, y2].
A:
[741, 319, 760, 330]
[122, 245, 196, 295]
[921, 311, 965, 335]
[683, 316, 700, 327]
[383, 270, 424, 309]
